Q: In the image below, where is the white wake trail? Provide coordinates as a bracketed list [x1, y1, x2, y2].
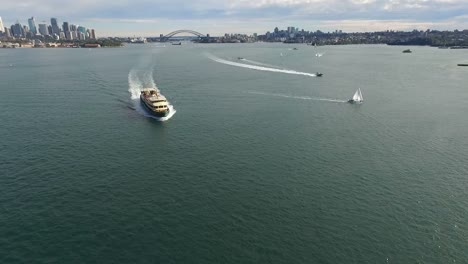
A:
[248, 91, 346, 103]
[128, 69, 142, 99]
[207, 54, 317, 77]
[240, 58, 282, 69]
[142, 67, 158, 90]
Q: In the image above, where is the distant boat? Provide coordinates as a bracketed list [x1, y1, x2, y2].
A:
[348, 88, 363, 104]
[237, 57, 244, 60]
[402, 49, 412, 53]
[457, 63, 468, 66]
[172, 42, 181, 45]
[293, 47, 298, 50]
[316, 72, 323, 77]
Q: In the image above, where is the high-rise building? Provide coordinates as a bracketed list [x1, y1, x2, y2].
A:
[11, 22, 25, 38]
[5, 27, 11, 38]
[28, 17, 37, 34]
[62, 22, 69, 32]
[0, 17, 4, 32]
[90, 29, 96, 39]
[77, 26, 86, 34]
[65, 31, 72, 40]
[47, 25, 53, 35]
[38, 23, 48, 35]
[78, 31, 85, 40]
[51, 17, 60, 35]
[70, 24, 77, 31]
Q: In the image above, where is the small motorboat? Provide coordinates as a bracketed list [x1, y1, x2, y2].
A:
[402, 49, 412, 53]
[237, 57, 244, 60]
[316, 72, 323, 77]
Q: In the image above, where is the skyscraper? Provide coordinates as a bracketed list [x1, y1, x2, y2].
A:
[11, 22, 25, 38]
[5, 27, 11, 38]
[77, 31, 85, 40]
[62, 22, 69, 32]
[65, 31, 72, 40]
[51, 17, 60, 35]
[77, 26, 86, 34]
[0, 17, 4, 33]
[28, 17, 37, 34]
[38, 24, 48, 36]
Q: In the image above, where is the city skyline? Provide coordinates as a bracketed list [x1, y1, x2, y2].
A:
[1, 0, 468, 37]
[1, 16, 96, 41]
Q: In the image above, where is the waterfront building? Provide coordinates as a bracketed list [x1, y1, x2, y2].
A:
[70, 24, 77, 31]
[28, 17, 37, 35]
[47, 25, 53, 35]
[87, 29, 96, 39]
[71, 31, 77, 40]
[51, 17, 60, 35]
[59, 32, 65, 39]
[38, 24, 48, 36]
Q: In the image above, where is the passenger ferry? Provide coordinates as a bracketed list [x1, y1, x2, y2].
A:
[140, 88, 170, 117]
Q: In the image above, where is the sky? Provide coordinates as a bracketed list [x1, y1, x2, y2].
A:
[1, 0, 468, 37]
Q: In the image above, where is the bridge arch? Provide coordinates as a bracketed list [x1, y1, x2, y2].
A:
[160, 30, 206, 41]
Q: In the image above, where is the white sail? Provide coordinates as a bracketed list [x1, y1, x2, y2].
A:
[352, 89, 363, 102]
[352, 90, 360, 101]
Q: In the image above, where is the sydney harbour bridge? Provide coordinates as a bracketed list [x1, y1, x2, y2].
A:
[158, 30, 210, 42]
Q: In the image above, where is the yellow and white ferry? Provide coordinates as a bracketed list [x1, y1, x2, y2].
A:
[140, 88, 170, 117]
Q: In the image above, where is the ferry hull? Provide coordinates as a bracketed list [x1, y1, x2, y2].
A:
[140, 99, 170, 117]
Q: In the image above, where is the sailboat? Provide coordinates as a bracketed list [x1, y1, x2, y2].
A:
[348, 88, 363, 104]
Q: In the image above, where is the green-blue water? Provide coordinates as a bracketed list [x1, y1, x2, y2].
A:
[1, 44, 468, 263]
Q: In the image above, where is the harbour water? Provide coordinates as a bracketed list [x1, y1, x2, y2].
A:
[1, 44, 468, 263]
